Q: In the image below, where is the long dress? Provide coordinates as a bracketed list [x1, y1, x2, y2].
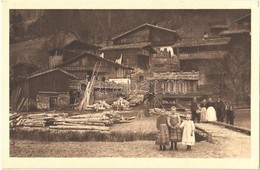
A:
[180, 120, 195, 146]
[200, 103, 207, 122]
[155, 115, 170, 145]
[206, 102, 217, 121]
[167, 115, 182, 142]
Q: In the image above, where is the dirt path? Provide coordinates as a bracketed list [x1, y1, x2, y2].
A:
[10, 135, 250, 158]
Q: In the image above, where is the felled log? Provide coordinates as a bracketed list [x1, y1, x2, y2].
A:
[124, 116, 136, 120]
[56, 122, 106, 127]
[49, 125, 110, 131]
[10, 113, 20, 120]
[23, 122, 45, 127]
[70, 113, 105, 119]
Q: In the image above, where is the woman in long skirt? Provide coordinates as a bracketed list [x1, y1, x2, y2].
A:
[167, 106, 182, 150]
[179, 114, 195, 151]
[156, 110, 170, 150]
[200, 99, 207, 122]
[206, 98, 217, 121]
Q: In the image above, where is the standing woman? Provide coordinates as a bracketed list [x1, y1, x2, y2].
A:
[156, 110, 170, 151]
[206, 98, 217, 121]
[167, 106, 182, 151]
[200, 99, 207, 122]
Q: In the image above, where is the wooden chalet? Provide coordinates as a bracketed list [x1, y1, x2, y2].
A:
[100, 23, 181, 81]
[172, 37, 231, 96]
[11, 68, 78, 111]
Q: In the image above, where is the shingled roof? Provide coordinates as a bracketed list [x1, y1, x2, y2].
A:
[172, 37, 231, 48]
[100, 42, 157, 54]
[147, 71, 199, 80]
[56, 52, 134, 70]
[112, 23, 181, 41]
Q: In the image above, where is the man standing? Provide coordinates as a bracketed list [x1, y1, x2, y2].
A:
[191, 97, 199, 123]
[215, 97, 225, 122]
[225, 102, 235, 125]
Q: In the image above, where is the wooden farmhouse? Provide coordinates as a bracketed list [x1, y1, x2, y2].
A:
[100, 23, 181, 80]
[172, 37, 231, 96]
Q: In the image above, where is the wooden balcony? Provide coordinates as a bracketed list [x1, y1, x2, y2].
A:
[179, 51, 228, 60]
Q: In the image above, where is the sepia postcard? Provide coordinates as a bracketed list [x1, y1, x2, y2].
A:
[1, 0, 259, 169]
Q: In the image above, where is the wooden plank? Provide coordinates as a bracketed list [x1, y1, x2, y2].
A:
[17, 98, 25, 110]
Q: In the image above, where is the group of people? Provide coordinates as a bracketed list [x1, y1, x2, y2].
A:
[155, 97, 236, 152]
[191, 97, 235, 125]
[156, 107, 195, 151]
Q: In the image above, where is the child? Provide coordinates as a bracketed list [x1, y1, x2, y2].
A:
[179, 114, 195, 151]
[155, 110, 170, 151]
[225, 102, 235, 125]
[167, 106, 182, 151]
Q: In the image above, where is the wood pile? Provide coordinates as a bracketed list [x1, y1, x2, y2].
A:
[84, 100, 111, 111]
[112, 97, 130, 110]
[10, 111, 132, 132]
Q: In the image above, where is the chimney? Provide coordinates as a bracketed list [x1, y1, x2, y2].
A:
[48, 48, 63, 68]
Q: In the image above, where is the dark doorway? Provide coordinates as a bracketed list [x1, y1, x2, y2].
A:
[50, 96, 58, 109]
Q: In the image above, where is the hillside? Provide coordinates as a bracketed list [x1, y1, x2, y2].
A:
[10, 10, 250, 45]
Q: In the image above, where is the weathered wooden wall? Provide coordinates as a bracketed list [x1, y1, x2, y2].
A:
[113, 28, 150, 45]
[28, 71, 71, 99]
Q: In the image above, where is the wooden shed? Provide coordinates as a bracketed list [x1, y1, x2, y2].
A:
[11, 68, 78, 111]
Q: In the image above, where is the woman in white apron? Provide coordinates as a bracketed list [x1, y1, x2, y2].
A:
[206, 98, 217, 121]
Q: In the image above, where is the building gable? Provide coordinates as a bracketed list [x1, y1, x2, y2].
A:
[112, 23, 180, 46]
